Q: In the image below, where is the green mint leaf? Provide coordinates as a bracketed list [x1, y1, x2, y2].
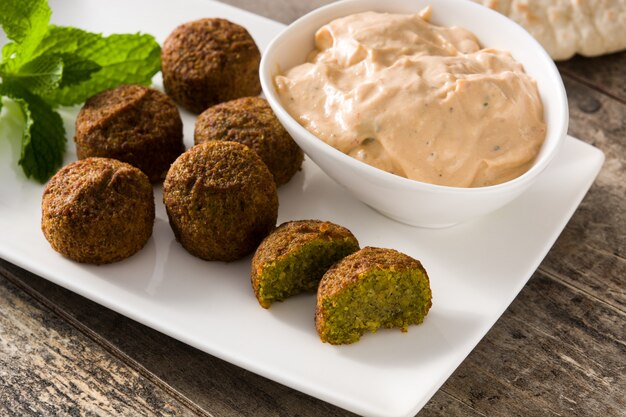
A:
[1, 82, 65, 182]
[5, 53, 63, 95]
[0, 0, 49, 42]
[2, 52, 101, 94]
[29, 25, 89, 57]
[0, 6, 161, 182]
[1, 42, 19, 67]
[0, 0, 51, 68]
[35, 27, 161, 106]
[2, 25, 84, 73]
[57, 54, 101, 88]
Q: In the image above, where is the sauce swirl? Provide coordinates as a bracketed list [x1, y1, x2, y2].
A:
[275, 9, 546, 187]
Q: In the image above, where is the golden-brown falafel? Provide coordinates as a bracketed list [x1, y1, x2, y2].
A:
[163, 141, 278, 262]
[74, 85, 184, 182]
[316, 247, 432, 344]
[251, 220, 359, 308]
[195, 97, 303, 186]
[161, 18, 261, 114]
[41, 158, 155, 264]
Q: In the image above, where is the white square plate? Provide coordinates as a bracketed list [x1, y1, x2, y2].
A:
[0, 1, 604, 416]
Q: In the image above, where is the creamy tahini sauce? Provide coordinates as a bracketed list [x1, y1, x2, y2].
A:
[275, 9, 546, 187]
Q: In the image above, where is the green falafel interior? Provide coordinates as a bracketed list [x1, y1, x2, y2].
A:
[317, 261, 432, 345]
[255, 237, 359, 308]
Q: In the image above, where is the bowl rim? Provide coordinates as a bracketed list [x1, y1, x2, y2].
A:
[260, 0, 569, 195]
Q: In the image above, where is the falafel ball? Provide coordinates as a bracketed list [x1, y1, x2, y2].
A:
[316, 247, 432, 345]
[74, 85, 184, 182]
[41, 158, 155, 265]
[161, 18, 261, 114]
[163, 141, 278, 261]
[195, 97, 304, 186]
[251, 220, 359, 308]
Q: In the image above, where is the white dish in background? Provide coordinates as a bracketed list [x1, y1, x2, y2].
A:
[0, 1, 604, 416]
[261, 0, 569, 228]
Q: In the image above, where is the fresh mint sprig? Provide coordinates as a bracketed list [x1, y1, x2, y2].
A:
[0, 0, 161, 182]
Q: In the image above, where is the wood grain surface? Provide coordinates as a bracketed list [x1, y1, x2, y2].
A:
[1, 1, 624, 416]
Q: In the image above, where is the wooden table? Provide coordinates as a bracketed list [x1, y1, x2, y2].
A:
[1, 1, 624, 416]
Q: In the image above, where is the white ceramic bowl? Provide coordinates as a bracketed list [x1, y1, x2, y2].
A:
[260, 0, 568, 228]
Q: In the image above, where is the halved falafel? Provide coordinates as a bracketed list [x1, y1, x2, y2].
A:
[163, 141, 278, 262]
[316, 247, 432, 345]
[41, 157, 155, 264]
[161, 18, 261, 114]
[74, 84, 184, 182]
[195, 97, 304, 186]
[251, 220, 359, 308]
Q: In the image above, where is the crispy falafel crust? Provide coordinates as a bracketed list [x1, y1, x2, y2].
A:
[41, 158, 155, 265]
[74, 85, 184, 182]
[251, 220, 359, 308]
[316, 247, 432, 344]
[161, 18, 261, 114]
[195, 97, 303, 186]
[163, 141, 278, 262]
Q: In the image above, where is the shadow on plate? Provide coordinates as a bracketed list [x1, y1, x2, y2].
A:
[267, 292, 483, 368]
[150, 236, 253, 305]
[87, 228, 158, 293]
[266, 292, 318, 337]
[331, 308, 484, 368]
